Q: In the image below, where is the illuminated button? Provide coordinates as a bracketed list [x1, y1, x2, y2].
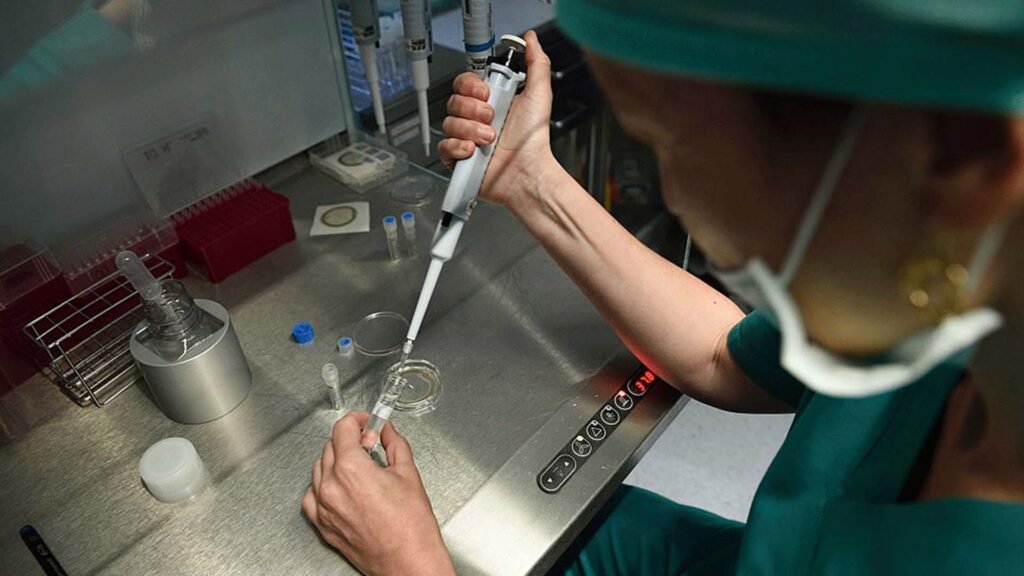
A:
[614, 390, 634, 411]
[538, 454, 577, 493]
[571, 435, 593, 458]
[600, 405, 620, 426]
[627, 369, 656, 397]
[585, 420, 607, 441]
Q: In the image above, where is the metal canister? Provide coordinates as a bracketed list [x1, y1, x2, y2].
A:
[130, 299, 251, 424]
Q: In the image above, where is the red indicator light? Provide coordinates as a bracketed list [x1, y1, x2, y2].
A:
[627, 368, 655, 397]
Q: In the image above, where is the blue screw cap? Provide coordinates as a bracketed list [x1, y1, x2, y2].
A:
[383, 216, 397, 224]
[401, 212, 414, 221]
[292, 322, 315, 345]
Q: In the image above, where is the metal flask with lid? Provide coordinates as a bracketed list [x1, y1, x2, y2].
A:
[117, 251, 251, 424]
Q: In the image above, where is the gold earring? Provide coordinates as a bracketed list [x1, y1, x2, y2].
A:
[900, 233, 970, 322]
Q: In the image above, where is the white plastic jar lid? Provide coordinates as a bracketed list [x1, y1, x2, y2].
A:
[139, 437, 208, 503]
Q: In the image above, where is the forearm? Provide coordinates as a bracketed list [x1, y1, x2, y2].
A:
[507, 156, 789, 412]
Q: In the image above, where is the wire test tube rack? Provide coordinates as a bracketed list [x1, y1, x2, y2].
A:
[23, 255, 175, 407]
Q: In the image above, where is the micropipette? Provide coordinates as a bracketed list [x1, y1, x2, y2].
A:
[363, 36, 527, 466]
[405, 35, 526, 347]
[461, 0, 494, 74]
[350, 0, 387, 134]
[364, 34, 528, 461]
[400, 0, 434, 156]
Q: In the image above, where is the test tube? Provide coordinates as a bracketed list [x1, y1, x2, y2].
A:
[337, 336, 355, 356]
[401, 212, 417, 257]
[322, 363, 343, 410]
[383, 216, 400, 261]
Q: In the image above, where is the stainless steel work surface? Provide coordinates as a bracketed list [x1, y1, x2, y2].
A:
[0, 163, 683, 575]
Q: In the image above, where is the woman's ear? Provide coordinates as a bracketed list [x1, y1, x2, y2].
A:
[926, 113, 1024, 231]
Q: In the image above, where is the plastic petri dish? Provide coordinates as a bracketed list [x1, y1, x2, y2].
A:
[389, 173, 438, 205]
[386, 359, 441, 414]
[352, 311, 409, 356]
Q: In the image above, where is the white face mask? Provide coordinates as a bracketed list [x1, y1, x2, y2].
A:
[711, 106, 1005, 398]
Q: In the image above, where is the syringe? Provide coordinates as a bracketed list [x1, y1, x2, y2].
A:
[350, 0, 387, 134]
[461, 0, 494, 75]
[400, 0, 434, 157]
[363, 36, 527, 466]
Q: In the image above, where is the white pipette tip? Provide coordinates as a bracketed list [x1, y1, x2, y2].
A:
[411, 60, 432, 157]
[359, 43, 387, 135]
[416, 91, 430, 156]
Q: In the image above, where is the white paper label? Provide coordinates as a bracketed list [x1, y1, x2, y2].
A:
[123, 116, 239, 217]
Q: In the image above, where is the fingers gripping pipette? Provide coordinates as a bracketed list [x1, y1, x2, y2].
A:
[364, 36, 527, 466]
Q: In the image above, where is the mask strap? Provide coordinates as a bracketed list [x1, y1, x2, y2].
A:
[779, 106, 870, 286]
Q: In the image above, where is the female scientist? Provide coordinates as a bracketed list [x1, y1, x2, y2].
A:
[303, 1, 1024, 573]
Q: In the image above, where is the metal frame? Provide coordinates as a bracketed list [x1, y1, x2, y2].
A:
[23, 255, 175, 407]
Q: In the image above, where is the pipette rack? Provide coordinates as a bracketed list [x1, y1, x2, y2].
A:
[56, 215, 185, 295]
[171, 179, 295, 283]
[23, 255, 175, 407]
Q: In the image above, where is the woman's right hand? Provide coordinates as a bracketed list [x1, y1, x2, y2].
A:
[438, 30, 557, 208]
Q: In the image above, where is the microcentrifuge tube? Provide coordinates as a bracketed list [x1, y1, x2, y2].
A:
[322, 363, 343, 410]
[401, 212, 417, 257]
[383, 216, 400, 261]
[337, 336, 355, 355]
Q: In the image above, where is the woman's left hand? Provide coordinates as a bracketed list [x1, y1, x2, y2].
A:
[302, 411, 455, 575]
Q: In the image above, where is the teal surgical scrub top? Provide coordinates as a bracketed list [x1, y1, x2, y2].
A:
[0, 3, 133, 99]
[555, 310, 1023, 575]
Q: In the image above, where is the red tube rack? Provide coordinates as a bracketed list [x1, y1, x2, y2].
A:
[171, 179, 295, 283]
[0, 243, 70, 394]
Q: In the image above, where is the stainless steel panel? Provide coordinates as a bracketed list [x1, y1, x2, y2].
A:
[0, 164, 683, 575]
[442, 354, 686, 576]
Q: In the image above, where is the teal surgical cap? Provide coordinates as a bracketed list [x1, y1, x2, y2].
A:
[556, 0, 1024, 113]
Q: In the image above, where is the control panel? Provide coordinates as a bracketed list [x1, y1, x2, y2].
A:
[537, 366, 660, 493]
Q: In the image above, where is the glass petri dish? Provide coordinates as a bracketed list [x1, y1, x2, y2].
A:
[389, 173, 438, 205]
[352, 312, 409, 356]
[386, 359, 441, 414]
